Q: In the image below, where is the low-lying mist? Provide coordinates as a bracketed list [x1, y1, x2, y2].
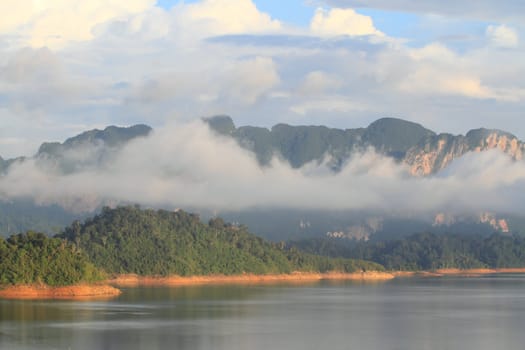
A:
[1, 121, 524, 216]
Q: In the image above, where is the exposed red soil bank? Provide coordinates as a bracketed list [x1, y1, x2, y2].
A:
[0, 284, 122, 300]
[109, 271, 396, 287]
[3, 268, 523, 299]
[394, 268, 525, 278]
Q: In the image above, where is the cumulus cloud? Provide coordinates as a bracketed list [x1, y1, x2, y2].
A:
[397, 43, 525, 101]
[223, 56, 281, 104]
[0, 47, 61, 83]
[0, 0, 156, 49]
[128, 56, 280, 107]
[486, 24, 519, 48]
[298, 71, 343, 96]
[1, 121, 524, 216]
[290, 96, 364, 115]
[310, 7, 383, 37]
[175, 0, 281, 37]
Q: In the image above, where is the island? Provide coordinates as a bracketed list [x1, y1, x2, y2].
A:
[0, 207, 388, 299]
[3, 206, 525, 299]
[0, 231, 120, 299]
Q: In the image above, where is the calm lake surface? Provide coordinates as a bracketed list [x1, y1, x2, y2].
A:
[1, 275, 525, 350]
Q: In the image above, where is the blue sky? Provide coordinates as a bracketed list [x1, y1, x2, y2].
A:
[157, 0, 315, 26]
[154, 0, 494, 48]
[156, 0, 421, 35]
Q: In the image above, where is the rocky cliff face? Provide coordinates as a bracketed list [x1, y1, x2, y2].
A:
[433, 212, 510, 233]
[404, 129, 525, 175]
[205, 116, 525, 177]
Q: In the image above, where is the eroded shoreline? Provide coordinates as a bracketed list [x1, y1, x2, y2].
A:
[394, 268, 525, 277]
[2, 268, 525, 299]
[0, 284, 122, 300]
[108, 271, 396, 287]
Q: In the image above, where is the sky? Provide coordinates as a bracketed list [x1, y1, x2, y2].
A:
[0, 0, 524, 158]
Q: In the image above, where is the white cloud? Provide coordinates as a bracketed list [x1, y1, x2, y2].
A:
[290, 96, 364, 115]
[0, 0, 33, 33]
[310, 7, 383, 37]
[298, 71, 343, 96]
[223, 56, 281, 104]
[0, 0, 156, 49]
[1, 122, 525, 216]
[486, 24, 519, 48]
[128, 56, 280, 106]
[399, 67, 494, 100]
[398, 43, 525, 101]
[178, 0, 281, 36]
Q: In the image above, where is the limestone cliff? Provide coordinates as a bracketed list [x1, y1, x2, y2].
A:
[404, 129, 525, 176]
[204, 116, 525, 177]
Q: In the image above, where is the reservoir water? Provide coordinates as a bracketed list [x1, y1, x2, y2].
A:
[1, 275, 525, 350]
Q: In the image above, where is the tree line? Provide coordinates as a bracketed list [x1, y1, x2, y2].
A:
[0, 231, 103, 286]
[291, 232, 525, 270]
[1, 206, 383, 286]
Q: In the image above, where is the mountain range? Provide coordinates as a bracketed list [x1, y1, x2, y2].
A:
[205, 115, 524, 175]
[0, 116, 523, 239]
[2, 116, 522, 177]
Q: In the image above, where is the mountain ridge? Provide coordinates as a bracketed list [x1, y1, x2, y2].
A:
[1, 117, 521, 176]
[1, 117, 523, 239]
[204, 116, 525, 175]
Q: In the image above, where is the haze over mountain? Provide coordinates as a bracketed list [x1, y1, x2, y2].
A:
[1, 116, 525, 239]
[205, 115, 525, 175]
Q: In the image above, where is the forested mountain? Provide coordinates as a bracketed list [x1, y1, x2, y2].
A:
[57, 206, 383, 276]
[2, 116, 521, 176]
[205, 116, 525, 174]
[38, 124, 152, 157]
[0, 117, 523, 239]
[0, 124, 151, 176]
[36, 124, 152, 174]
[290, 233, 525, 270]
[0, 124, 152, 236]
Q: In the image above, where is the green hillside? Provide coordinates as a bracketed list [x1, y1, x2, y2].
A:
[0, 232, 104, 286]
[58, 206, 383, 276]
[290, 233, 525, 270]
[206, 116, 436, 168]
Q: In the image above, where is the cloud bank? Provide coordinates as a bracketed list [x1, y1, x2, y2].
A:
[324, 0, 525, 22]
[1, 122, 524, 216]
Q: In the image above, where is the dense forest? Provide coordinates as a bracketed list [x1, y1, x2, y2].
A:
[57, 206, 383, 277]
[0, 232, 104, 286]
[4, 205, 525, 288]
[291, 232, 525, 270]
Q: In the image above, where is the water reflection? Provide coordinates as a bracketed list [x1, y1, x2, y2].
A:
[1, 276, 525, 350]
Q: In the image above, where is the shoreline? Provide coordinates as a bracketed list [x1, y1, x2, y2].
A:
[0, 284, 122, 300]
[108, 271, 396, 287]
[393, 268, 525, 277]
[2, 268, 525, 299]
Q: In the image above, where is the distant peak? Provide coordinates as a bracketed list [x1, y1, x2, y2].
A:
[466, 128, 516, 140]
[364, 117, 436, 155]
[203, 115, 236, 135]
[367, 117, 432, 131]
[103, 124, 152, 133]
[37, 124, 153, 157]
